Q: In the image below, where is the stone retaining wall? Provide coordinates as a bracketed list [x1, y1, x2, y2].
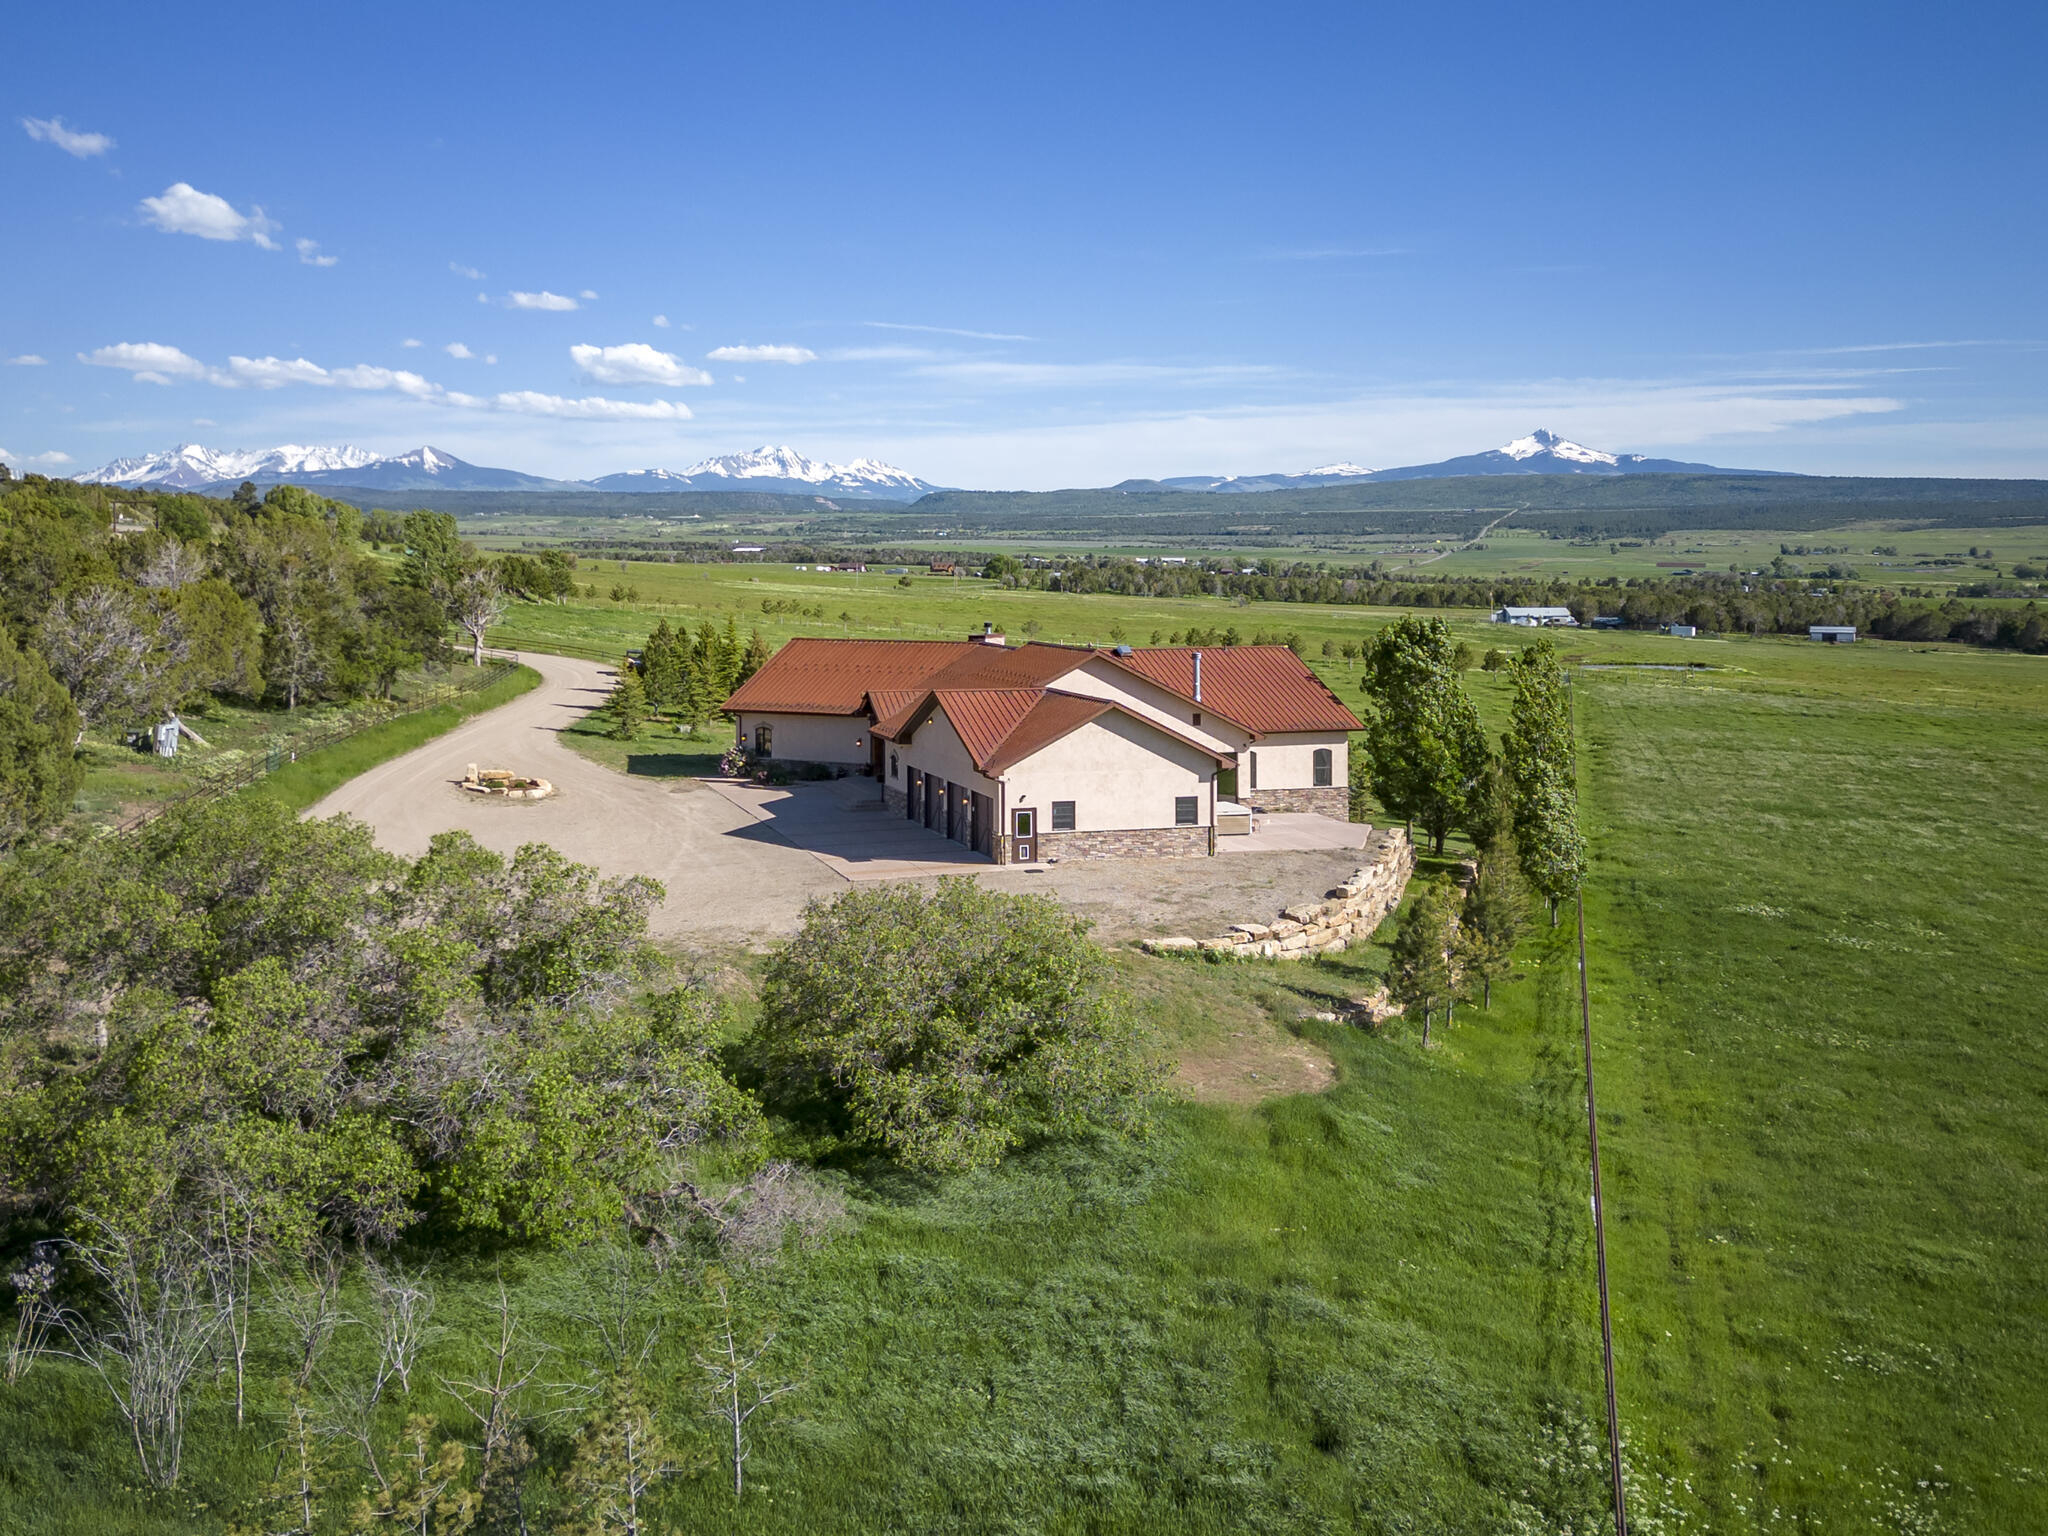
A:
[1246, 786, 1349, 818]
[1141, 827, 1415, 961]
[1032, 825, 1214, 862]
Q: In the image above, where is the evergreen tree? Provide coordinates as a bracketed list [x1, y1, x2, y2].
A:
[349, 1415, 477, 1535]
[737, 628, 772, 686]
[719, 613, 744, 694]
[0, 626, 84, 851]
[559, 1375, 678, 1534]
[1456, 833, 1530, 1009]
[639, 621, 684, 713]
[1359, 616, 1488, 853]
[1346, 742, 1373, 823]
[608, 673, 647, 741]
[1386, 876, 1457, 1046]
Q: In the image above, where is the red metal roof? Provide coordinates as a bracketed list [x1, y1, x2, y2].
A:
[722, 638, 980, 716]
[881, 686, 1230, 777]
[1105, 646, 1363, 734]
[724, 637, 1360, 736]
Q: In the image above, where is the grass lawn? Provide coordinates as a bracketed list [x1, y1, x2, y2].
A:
[3, 620, 2041, 1531]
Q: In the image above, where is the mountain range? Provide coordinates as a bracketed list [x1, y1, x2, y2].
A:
[79, 443, 940, 500]
[75, 430, 1778, 501]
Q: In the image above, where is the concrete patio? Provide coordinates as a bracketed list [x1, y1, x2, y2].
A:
[1217, 811, 1369, 854]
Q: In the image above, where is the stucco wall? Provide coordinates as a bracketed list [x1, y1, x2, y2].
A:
[895, 709, 1002, 801]
[735, 711, 872, 766]
[1055, 658, 1249, 754]
[1242, 732, 1348, 794]
[1005, 712, 1215, 831]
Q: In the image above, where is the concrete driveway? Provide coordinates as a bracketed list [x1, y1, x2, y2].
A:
[704, 776, 999, 880]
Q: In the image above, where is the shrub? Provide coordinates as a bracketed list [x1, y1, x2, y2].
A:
[755, 881, 1160, 1172]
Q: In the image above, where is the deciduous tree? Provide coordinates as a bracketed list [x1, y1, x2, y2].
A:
[1358, 616, 1489, 854]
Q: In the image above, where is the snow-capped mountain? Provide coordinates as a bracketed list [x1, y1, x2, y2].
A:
[1365, 428, 1771, 480]
[277, 446, 581, 492]
[78, 443, 381, 490]
[1152, 431, 1776, 491]
[587, 446, 938, 500]
[1158, 462, 1381, 493]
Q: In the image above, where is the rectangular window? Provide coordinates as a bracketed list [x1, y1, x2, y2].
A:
[1248, 751, 1258, 790]
[1313, 747, 1333, 787]
[1174, 796, 1199, 827]
[1051, 800, 1076, 831]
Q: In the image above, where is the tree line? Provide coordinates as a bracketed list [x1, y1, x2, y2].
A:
[0, 472, 582, 850]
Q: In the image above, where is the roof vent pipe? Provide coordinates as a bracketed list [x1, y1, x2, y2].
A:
[1192, 650, 1202, 703]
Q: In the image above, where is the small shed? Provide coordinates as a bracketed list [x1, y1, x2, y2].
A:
[1667, 623, 1698, 638]
[1809, 625, 1856, 644]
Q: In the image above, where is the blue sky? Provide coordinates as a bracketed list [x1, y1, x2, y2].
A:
[6, 0, 2045, 487]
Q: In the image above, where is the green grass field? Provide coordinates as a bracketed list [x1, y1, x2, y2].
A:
[5, 584, 2042, 1532]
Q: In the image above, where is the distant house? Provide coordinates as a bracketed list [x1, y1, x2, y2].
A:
[1589, 616, 1623, 629]
[730, 545, 765, 555]
[1491, 606, 1579, 627]
[1809, 625, 1856, 644]
[1667, 624, 1698, 638]
[723, 635, 1363, 862]
[929, 561, 956, 575]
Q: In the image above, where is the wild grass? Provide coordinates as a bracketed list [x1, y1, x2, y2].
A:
[4, 619, 2042, 1531]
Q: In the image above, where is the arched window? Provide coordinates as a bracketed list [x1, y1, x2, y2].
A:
[1312, 747, 1333, 787]
[889, 752, 899, 779]
[754, 723, 773, 756]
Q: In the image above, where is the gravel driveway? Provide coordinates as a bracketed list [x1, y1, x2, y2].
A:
[309, 652, 1369, 951]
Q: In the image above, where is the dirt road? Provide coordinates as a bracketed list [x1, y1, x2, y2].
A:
[305, 653, 843, 946]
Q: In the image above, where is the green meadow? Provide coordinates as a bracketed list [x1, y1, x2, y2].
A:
[5, 571, 2043, 1532]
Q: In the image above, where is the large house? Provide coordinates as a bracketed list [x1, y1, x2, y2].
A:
[722, 632, 1363, 863]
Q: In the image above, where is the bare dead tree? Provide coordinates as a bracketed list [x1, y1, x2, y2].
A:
[441, 1283, 546, 1485]
[136, 538, 209, 590]
[201, 1184, 264, 1426]
[696, 1273, 802, 1500]
[572, 1239, 664, 1380]
[312, 1367, 388, 1490]
[364, 1257, 437, 1405]
[59, 1220, 223, 1489]
[264, 1243, 350, 1391]
[452, 566, 508, 667]
[5, 1243, 63, 1385]
[242, 1385, 330, 1536]
[39, 584, 180, 746]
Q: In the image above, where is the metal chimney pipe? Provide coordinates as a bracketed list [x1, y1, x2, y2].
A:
[1192, 650, 1202, 702]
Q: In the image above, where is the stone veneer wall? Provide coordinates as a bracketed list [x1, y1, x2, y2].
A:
[1027, 825, 1214, 863]
[882, 784, 908, 816]
[1245, 786, 1349, 818]
[1141, 827, 1415, 961]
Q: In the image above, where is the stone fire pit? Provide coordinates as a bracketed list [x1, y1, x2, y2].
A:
[461, 763, 556, 800]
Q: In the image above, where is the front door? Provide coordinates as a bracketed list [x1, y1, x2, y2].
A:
[1012, 807, 1035, 863]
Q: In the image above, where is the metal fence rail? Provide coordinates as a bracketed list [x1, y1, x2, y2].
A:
[112, 657, 520, 836]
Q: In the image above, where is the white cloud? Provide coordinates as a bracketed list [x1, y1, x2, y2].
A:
[450, 262, 485, 280]
[402, 338, 423, 348]
[570, 342, 712, 387]
[506, 290, 579, 311]
[328, 365, 443, 399]
[489, 391, 691, 420]
[864, 321, 1034, 341]
[579, 289, 599, 300]
[78, 341, 216, 385]
[296, 238, 338, 267]
[445, 342, 474, 359]
[22, 116, 114, 158]
[912, 359, 1278, 388]
[484, 355, 498, 365]
[192, 418, 216, 427]
[0, 447, 73, 467]
[829, 345, 942, 362]
[6, 354, 47, 366]
[225, 355, 331, 388]
[707, 343, 817, 364]
[652, 314, 670, 329]
[138, 183, 281, 248]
